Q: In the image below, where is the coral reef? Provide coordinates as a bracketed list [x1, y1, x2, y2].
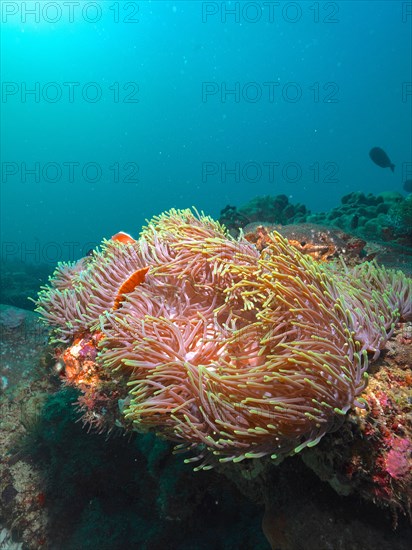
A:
[227, 452, 412, 550]
[387, 194, 412, 238]
[220, 191, 412, 248]
[220, 194, 308, 233]
[2, 363, 411, 549]
[301, 321, 412, 521]
[242, 223, 367, 262]
[308, 191, 412, 246]
[35, 209, 411, 471]
[0, 307, 266, 549]
[1, 200, 411, 549]
[0, 306, 51, 549]
[220, 192, 412, 275]
[2, 385, 267, 550]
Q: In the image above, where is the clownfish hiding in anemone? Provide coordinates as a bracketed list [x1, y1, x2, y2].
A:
[111, 231, 149, 310]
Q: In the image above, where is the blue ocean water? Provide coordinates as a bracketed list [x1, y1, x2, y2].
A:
[1, 1, 411, 263]
[1, 4, 412, 549]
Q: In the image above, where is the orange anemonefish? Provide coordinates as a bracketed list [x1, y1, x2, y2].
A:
[111, 231, 136, 244]
[113, 266, 149, 310]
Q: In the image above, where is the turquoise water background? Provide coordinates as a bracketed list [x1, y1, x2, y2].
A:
[1, 1, 411, 262]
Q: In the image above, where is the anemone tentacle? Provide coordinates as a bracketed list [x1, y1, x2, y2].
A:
[36, 208, 412, 467]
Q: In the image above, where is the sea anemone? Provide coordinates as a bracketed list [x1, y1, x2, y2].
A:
[36, 209, 412, 468]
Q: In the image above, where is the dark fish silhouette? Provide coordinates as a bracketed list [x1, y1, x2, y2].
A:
[369, 147, 395, 172]
[404, 179, 412, 192]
